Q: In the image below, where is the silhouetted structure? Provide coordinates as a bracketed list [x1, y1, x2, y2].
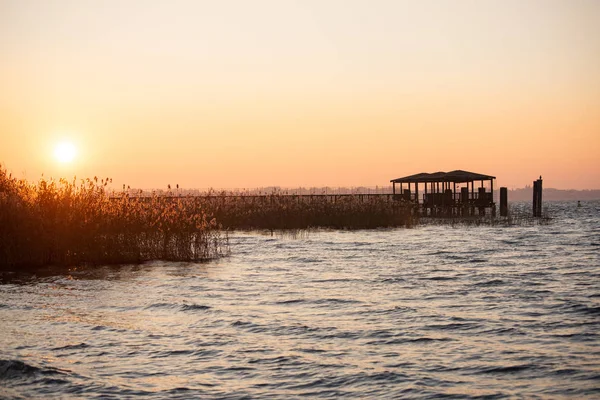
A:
[533, 176, 543, 217]
[500, 187, 508, 217]
[390, 170, 496, 216]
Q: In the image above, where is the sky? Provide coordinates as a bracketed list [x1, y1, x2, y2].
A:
[1, 0, 599, 190]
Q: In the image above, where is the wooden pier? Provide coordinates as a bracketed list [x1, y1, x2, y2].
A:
[111, 170, 499, 219]
[390, 170, 496, 216]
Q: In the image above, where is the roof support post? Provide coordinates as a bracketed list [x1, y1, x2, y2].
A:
[415, 182, 419, 204]
[453, 182, 456, 209]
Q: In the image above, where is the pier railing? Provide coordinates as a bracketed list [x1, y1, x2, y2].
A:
[422, 192, 493, 206]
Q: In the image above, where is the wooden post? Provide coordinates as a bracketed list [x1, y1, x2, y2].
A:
[453, 182, 456, 216]
[470, 181, 475, 216]
[533, 181, 538, 217]
[537, 177, 543, 216]
[478, 187, 486, 215]
[533, 176, 543, 217]
[461, 187, 468, 216]
[500, 187, 508, 216]
[415, 182, 419, 205]
[424, 181, 428, 215]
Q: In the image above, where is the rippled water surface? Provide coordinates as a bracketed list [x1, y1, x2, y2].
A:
[1, 201, 599, 399]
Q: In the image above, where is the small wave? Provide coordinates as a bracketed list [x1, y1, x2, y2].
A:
[166, 387, 193, 393]
[91, 325, 106, 331]
[145, 302, 212, 312]
[52, 343, 90, 351]
[551, 368, 580, 376]
[181, 304, 212, 311]
[312, 278, 358, 283]
[425, 250, 453, 256]
[0, 360, 41, 380]
[407, 337, 452, 343]
[150, 349, 195, 358]
[551, 302, 600, 316]
[0, 359, 67, 381]
[366, 329, 396, 339]
[381, 277, 405, 283]
[274, 324, 320, 336]
[145, 302, 176, 310]
[367, 337, 452, 345]
[314, 298, 362, 305]
[423, 322, 479, 331]
[34, 377, 70, 386]
[231, 320, 268, 334]
[478, 364, 534, 374]
[275, 299, 306, 305]
[578, 305, 600, 316]
[294, 348, 327, 354]
[476, 279, 505, 286]
[550, 332, 598, 341]
[479, 327, 523, 335]
[247, 355, 302, 365]
[288, 257, 322, 263]
[421, 276, 457, 281]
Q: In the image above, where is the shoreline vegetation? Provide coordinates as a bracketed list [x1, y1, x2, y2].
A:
[0, 168, 227, 271]
[1, 167, 556, 272]
[0, 168, 415, 271]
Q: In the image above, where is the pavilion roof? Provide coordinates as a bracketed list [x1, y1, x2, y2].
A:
[391, 170, 495, 183]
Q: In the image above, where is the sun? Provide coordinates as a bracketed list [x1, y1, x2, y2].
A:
[54, 141, 77, 163]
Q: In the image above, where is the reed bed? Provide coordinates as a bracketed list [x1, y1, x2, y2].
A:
[158, 192, 416, 231]
[1, 167, 416, 270]
[0, 167, 227, 270]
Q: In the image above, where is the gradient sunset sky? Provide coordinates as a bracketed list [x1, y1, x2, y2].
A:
[1, 0, 599, 189]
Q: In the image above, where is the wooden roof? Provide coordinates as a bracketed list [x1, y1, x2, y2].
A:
[391, 170, 495, 183]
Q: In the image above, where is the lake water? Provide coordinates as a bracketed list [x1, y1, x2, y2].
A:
[1, 201, 599, 399]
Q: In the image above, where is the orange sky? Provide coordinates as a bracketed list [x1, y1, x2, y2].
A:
[1, 0, 599, 190]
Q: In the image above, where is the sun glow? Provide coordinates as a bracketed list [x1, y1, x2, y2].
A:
[54, 141, 77, 163]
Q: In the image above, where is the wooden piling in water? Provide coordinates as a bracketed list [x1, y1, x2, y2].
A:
[478, 186, 486, 215]
[533, 176, 543, 217]
[500, 187, 508, 217]
[460, 186, 468, 216]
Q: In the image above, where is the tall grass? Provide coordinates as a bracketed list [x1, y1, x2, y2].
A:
[149, 192, 416, 231]
[0, 167, 227, 270]
[1, 167, 416, 270]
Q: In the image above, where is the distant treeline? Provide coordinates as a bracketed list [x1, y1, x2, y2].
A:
[505, 188, 600, 202]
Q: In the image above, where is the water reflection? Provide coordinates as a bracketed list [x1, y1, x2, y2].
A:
[0, 201, 599, 398]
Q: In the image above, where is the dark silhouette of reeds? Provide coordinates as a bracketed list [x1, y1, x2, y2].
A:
[155, 191, 416, 231]
[0, 167, 227, 271]
[1, 166, 416, 270]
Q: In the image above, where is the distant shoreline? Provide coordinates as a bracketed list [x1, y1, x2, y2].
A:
[506, 188, 600, 201]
